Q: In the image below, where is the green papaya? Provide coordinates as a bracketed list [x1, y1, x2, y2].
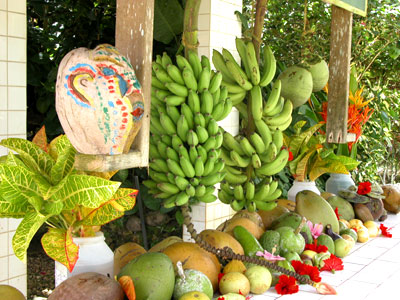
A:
[326, 196, 355, 221]
[316, 233, 335, 254]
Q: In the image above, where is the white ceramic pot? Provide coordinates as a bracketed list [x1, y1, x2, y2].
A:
[288, 180, 321, 202]
[325, 173, 355, 196]
[54, 231, 114, 287]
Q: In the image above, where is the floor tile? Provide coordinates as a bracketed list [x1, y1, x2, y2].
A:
[342, 254, 373, 265]
[321, 280, 378, 300]
[366, 236, 400, 248]
[351, 260, 400, 284]
[279, 291, 323, 300]
[350, 244, 389, 259]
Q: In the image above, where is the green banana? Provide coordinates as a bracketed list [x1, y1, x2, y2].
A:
[165, 105, 180, 124]
[178, 144, 190, 162]
[220, 181, 234, 195]
[166, 146, 179, 162]
[212, 49, 236, 83]
[225, 165, 243, 175]
[239, 136, 256, 157]
[163, 195, 177, 208]
[270, 116, 292, 131]
[159, 112, 177, 135]
[218, 98, 233, 120]
[218, 189, 234, 204]
[212, 88, 221, 106]
[207, 118, 219, 136]
[177, 115, 189, 142]
[165, 82, 188, 97]
[253, 183, 270, 201]
[195, 184, 206, 197]
[196, 145, 208, 163]
[255, 200, 277, 211]
[157, 182, 180, 194]
[202, 156, 216, 177]
[264, 188, 282, 201]
[221, 80, 247, 94]
[209, 71, 223, 94]
[152, 157, 169, 173]
[234, 185, 245, 201]
[189, 145, 198, 164]
[220, 148, 237, 166]
[272, 130, 284, 150]
[203, 135, 217, 152]
[219, 86, 228, 101]
[263, 80, 281, 115]
[249, 132, 265, 154]
[215, 130, 223, 148]
[175, 176, 190, 190]
[149, 160, 163, 172]
[181, 103, 194, 129]
[251, 153, 262, 169]
[250, 85, 263, 121]
[195, 125, 209, 144]
[194, 156, 205, 176]
[235, 37, 252, 79]
[167, 158, 186, 177]
[246, 41, 260, 85]
[161, 52, 173, 69]
[155, 54, 163, 65]
[245, 181, 255, 200]
[259, 45, 276, 87]
[198, 66, 211, 92]
[265, 99, 293, 126]
[223, 131, 245, 155]
[225, 59, 253, 91]
[201, 55, 211, 71]
[143, 180, 157, 190]
[154, 191, 175, 199]
[149, 170, 169, 183]
[190, 177, 200, 187]
[182, 67, 198, 91]
[180, 155, 195, 178]
[200, 172, 222, 186]
[256, 148, 289, 176]
[188, 50, 202, 80]
[231, 199, 245, 211]
[151, 116, 167, 135]
[214, 158, 225, 173]
[194, 112, 206, 127]
[186, 130, 199, 146]
[229, 91, 247, 106]
[200, 90, 214, 114]
[254, 119, 272, 148]
[171, 134, 183, 152]
[224, 171, 247, 185]
[175, 191, 190, 206]
[149, 143, 161, 159]
[260, 142, 278, 163]
[264, 95, 284, 117]
[185, 184, 196, 197]
[176, 55, 194, 73]
[198, 194, 217, 203]
[211, 100, 225, 121]
[230, 150, 251, 168]
[156, 140, 168, 159]
[152, 76, 168, 90]
[166, 64, 185, 85]
[165, 95, 186, 106]
[152, 62, 173, 83]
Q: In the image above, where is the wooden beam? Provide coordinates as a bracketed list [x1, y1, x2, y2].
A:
[326, 5, 353, 144]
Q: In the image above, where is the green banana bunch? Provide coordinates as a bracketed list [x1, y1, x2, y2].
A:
[149, 50, 233, 208]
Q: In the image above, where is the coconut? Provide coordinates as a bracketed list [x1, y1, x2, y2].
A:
[278, 65, 313, 108]
[307, 59, 329, 92]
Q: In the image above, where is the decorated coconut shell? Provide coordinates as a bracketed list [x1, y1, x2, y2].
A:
[56, 44, 145, 155]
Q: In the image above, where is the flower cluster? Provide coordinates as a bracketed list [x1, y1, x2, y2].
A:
[305, 239, 329, 253]
[320, 254, 344, 273]
[357, 181, 372, 195]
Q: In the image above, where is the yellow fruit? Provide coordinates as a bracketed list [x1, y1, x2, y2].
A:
[363, 221, 379, 237]
[223, 260, 247, 274]
[357, 226, 370, 243]
[349, 219, 364, 230]
[179, 291, 211, 300]
[0, 285, 25, 300]
[341, 234, 355, 249]
[277, 199, 296, 211]
[339, 219, 350, 229]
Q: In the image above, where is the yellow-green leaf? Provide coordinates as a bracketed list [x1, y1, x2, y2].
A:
[41, 228, 79, 272]
[53, 174, 120, 209]
[50, 136, 76, 184]
[0, 165, 40, 204]
[0, 195, 27, 218]
[0, 138, 55, 176]
[44, 200, 64, 215]
[12, 211, 48, 262]
[79, 188, 137, 226]
[289, 123, 323, 157]
[295, 149, 317, 181]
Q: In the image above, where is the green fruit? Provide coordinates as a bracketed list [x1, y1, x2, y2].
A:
[270, 212, 313, 244]
[316, 233, 335, 254]
[295, 190, 340, 233]
[232, 225, 264, 257]
[283, 251, 301, 262]
[118, 252, 175, 300]
[275, 226, 305, 255]
[219, 272, 250, 296]
[244, 266, 272, 294]
[178, 291, 210, 300]
[259, 230, 281, 254]
[173, 269, 213, 300]
[340, 228, 358, 243]
[277, 65, 313, 108]
[339, 220, 348, 232]
[307, 59, 329, 92]
[334, 238, 352, 258]
[326, 196, 355, 221]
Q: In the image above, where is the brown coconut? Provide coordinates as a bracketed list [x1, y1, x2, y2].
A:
[162, 242, 221, 291]
[382, 184, 400, 213]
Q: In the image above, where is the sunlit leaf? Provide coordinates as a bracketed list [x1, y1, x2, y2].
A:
[54, 174, 121, 209]
[79, 188, 137, 226]
[41, 227, 79, 272]
[0, 138, 54, 177]
[0, 165, 40, 204]
[12, 211, 49, 262]
[295, 149, 316, 181]
[289, 123, 323, 157]
[0, 194, 28, 218]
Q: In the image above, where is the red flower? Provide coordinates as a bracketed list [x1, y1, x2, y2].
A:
[380, 224, 393, 238]
[288, 150, 294, 161]
[357, 181, 372, 195]
[218, 272, 225, 284]
[217, 297, 225, 300]
[320, 254, 344, 273]
[275, 274, 299, 295]
[334, 207, 341, 220]
[291, 260, 321, 282]
[305, 239, 328, 253]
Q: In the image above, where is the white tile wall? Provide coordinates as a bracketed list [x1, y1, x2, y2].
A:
[0, 0, 27, 296]
[183, 0, 242, 241]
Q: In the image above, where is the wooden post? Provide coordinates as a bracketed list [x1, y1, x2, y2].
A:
[115, 0, 154, 167]
[326, 5, 353, 144]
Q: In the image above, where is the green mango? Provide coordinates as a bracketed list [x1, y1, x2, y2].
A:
[316, 233, 335, 254]
[326, 196, 355, 221]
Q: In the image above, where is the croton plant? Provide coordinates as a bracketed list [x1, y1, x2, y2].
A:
[0, 127, 137, 271]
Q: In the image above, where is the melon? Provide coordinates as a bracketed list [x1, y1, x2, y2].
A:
[162, 242, 221, 291]
[307, 59, 329, 92]
[278, 65, 313, 108]
[117, 252, 175, 300]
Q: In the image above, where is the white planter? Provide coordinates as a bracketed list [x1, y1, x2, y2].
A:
[325, 173, 355, 196]
[288, 180, 320, 202]
[55, 231, 114, 287]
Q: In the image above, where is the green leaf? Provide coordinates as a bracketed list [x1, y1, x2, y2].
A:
[295, 149, 317, 181]
[0, 138, 55, 177]
[79, 188, 137, 226]
[53, 174, 121, 209]
[12, 211, 49, 262]
[289, 123, 323, 157]
[175, 209, 184, 226]
[0, 165, 40, 204]
[28, 195, 44, 212]
[44, 200, 64, 215]
[153, 0, 183, 44]
[331, 155, 360, 171]
[41, 228, 79, 272]
[0, 194, 27, 218]
[4, 152, 26, 168]
[50, 136, 77, 185]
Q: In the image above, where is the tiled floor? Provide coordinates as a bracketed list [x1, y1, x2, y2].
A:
[248, 212, 400, 300]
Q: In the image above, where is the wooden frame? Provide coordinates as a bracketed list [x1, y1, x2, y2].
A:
[74, 0, 154, 171]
